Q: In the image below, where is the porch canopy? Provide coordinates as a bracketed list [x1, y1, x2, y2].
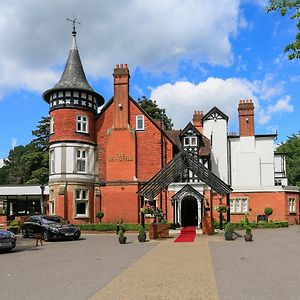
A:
[138, 150, 232, 200]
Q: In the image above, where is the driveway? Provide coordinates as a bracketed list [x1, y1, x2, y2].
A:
[0, 233, 157, 300]
[210, 225, 300, 300]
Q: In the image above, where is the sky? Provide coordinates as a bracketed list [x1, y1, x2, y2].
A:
[0, 0, 299, 160]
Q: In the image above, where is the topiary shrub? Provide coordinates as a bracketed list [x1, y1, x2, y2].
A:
[264, 207, 273, 222]
[95, 211, 104, 223]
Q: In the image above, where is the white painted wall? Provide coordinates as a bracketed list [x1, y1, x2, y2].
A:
[49, 142, 98, 182]
[229, 136, 275, 187]
[203, 118, 228, 183]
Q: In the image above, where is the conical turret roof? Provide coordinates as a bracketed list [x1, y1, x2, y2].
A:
[43, 29, 104, 105]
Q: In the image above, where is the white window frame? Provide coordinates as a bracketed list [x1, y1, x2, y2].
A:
[136, 115, 145, 131]
[184, 136, 197, 146]
[50, 116, 54, 134]
[75, 189, 89, 217]
[230, 198, 248, 214]
[50, 150, 55, 174]
[76, 149, 87, 173]
[49, 190, 55, 215]
[76, 115, 88, 133]
[288, 198, 296, 213]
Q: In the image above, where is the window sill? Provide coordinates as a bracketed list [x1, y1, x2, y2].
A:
[288, 212, 297, 215]
[136, 129, 145, 132]
[75, 131, 89, 135]
[230, 212, 248, 215]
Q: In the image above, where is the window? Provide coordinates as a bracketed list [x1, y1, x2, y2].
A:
[136, 115, 145, 130]
[58, 91, 64, 97]
[275, 179, 282, 186]
[76, 149, 86, 173]
[0, 199, 7, 215]
[75, 189, 88, 217]
[50, 116, 54, 134]
[288, 198, 296, 213]
[49, 190, 55, 215]
[65, 91, 71, 97]
[50, 150, 55, 174]
[73, 91, 79, 98]
[76, 115, 88, 133]
[230, 198, 248, 213]
[184, 136, 197, 146]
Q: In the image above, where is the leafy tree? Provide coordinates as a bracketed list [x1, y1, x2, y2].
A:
[276, 132, 300, 186]
[266, 1, 300, 59]
[32, 116, 50, 152]
[138, 96, 173, 130]
[0, 117, 49, 185]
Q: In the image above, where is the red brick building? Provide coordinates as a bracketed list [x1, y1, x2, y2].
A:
[2, 28, 298, 228]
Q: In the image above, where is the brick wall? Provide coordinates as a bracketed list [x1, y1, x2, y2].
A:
[50, 108, 96, 144]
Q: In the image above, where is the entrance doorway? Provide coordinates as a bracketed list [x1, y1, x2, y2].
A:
[181, 196, 198, 226]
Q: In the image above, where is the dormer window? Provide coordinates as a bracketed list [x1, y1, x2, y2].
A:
[184, 136, 197, 146]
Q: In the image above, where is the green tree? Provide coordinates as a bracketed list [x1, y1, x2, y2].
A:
[276, 132, 300, 186]
[267, 1, 300, 59]
[138, 96, 173, 130]
[0, 116, 49, 185]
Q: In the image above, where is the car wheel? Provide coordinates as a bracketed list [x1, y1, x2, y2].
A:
[43, 231, 50, 241]
[22, 229, 28, 238]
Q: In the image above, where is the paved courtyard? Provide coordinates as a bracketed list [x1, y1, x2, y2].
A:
[1, 226, 300, 299]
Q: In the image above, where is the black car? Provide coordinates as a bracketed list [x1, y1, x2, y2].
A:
[0, 230, 16, 252]
[21, 215, 81, 241]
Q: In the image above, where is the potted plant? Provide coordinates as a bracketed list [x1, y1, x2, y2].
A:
[244, 225, 253, 242]
[95, 211, 104, 223]
[214, 205, 228, 214]
[138, 225, 146, 242]
[224, 222, 235, 241]
[117, 223, 126, 244]
[118, 230, 126, 244]
[264, 207, 273, 222]
[7, 220, 21, 234]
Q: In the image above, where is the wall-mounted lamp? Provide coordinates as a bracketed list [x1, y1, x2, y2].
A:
[118, 103, 122, 109]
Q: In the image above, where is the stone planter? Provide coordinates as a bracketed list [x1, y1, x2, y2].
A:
[244, 234, 253, 242]
[149, 223, 169, 239]
[118, 236, 127, 244]
[138, 233, 146, 242]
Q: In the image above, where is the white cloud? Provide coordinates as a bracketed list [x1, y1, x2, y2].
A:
[150, 77, 294, 129]
[267, 95, 293, 114]
[0, 0, 241, 96]
[150, 77, 257, 129]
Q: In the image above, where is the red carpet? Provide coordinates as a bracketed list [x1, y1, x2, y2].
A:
[174, 226, 196, 242]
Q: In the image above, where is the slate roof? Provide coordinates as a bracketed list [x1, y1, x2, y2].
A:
[43, 32, 103, 103]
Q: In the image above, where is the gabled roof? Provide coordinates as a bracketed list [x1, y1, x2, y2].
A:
[180, 122, 201, 137]
[172, 184, 203, 201]
[202, 106, 228, 122]
[97, 96, 178, 148]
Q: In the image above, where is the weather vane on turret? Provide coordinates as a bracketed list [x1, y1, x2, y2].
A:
[66, 16, 81, 36]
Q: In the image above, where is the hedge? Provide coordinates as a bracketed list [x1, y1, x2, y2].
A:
[79, 223, 150, 232]
[214, 220, 289, 230]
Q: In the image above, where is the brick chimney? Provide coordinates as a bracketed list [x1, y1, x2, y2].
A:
[238, 100, 255, 136]
[193, 111, 203, 134]
[113, 64, 130, 129]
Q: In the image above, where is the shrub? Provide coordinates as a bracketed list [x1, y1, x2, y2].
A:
[264, 207, 273, 216]
[245, 226, 252, 235]
[79, 223, 150, 232]
[224, 222, 234, 233]
[95, 211, 104, 222]
[118, 230, 125, 237]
